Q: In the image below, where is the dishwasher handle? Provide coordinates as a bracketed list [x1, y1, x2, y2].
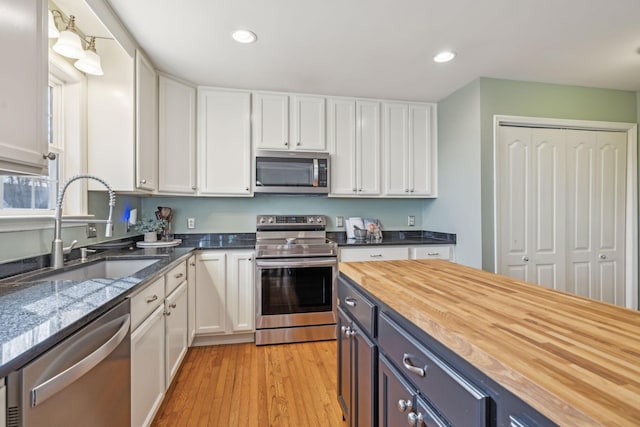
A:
[31, 313, 131, 407]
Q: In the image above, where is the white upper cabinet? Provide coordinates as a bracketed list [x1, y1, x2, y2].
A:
[88, 47, 159, 193]
[329, 98, 380, 196]
[197, 88, 252, 196]
[135, 50, 158, 192]
[383, 102, 437, 197]
[0, 0, 49, 175]
[158, 75, 196, 194]
[253, 92, 327, 151]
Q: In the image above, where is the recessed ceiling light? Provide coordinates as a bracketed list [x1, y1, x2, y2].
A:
[232, 29, 257, 44]
[433, 51, 456, 63]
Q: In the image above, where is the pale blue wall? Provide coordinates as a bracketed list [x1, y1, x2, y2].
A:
[141, 196, 427, 233]
[0, 192, 142, 263]
[424, 80, 482, 267]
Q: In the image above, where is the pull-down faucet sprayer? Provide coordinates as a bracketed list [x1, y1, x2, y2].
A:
[51, 174, 116, 269]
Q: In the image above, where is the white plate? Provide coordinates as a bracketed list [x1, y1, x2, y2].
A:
[136, 239, 182, 248]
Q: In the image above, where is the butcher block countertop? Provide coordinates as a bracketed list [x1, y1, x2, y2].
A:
[339, 259, 640, 427]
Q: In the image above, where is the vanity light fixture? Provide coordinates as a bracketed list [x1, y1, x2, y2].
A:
[433, 50, 456, 63]
[49, 10, 105, 76]
[232, 29, 257, 44]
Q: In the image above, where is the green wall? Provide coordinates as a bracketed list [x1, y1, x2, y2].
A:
[424, 79, 482, 267]
[141, 196, 427, 234]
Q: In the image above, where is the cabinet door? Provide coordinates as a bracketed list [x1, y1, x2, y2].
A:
[227, 251, 255, 332]
[131, 305, 165, 427]
[292, 95, 326, 151]
[356, 100, 381, 195]
[198, 88, 252, 195]
[408, 104, 436, 196]
[337, 308, 352, 422]
[378, 355, 416, 427]
[158, 75, 196, 194]
[135, 50, 158, 191]
[328, 98, 357, 195]
[165, 281, 188, 388]
[187, 255, 196, 346]
[353, 325, 377, 427]
[195, 251, 227, 334]
[0, 0, 48, 175]
[254, 92, 290, 150]
[383, 102, 409, 196]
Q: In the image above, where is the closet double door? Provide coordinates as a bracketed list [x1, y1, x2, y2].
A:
[497, 126, 627, 306]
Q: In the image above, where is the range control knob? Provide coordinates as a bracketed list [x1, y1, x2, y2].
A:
[259, 217, 267, 224]
[268, 216, 275, 224]
[308, 217, 315, 223]
[316, 216, 324, 224]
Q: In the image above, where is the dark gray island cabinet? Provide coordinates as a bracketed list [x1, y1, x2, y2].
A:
[337, 270, 555, 427]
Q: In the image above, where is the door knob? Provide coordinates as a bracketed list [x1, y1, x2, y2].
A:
[599, 254, 607, 259]
[522, 256, 529, 262]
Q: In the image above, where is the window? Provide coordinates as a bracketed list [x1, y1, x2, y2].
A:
[0, 81, 62, 213]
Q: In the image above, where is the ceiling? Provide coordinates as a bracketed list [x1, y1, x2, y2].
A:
[80, 0, 640, 101]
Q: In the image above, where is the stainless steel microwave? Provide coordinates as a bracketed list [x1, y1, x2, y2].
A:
[255, 150, 330, 194]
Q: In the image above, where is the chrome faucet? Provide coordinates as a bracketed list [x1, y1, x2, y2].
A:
[51, 174, 115, 269]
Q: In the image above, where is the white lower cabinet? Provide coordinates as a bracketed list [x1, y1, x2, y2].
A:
[340, 245, 455, 263]
[164, 281, 188, 387]
[187, 255, 197, 346]
[130, 260, 189, 427]
[194, 250, 255, 344]
[131, 304, 165, 427]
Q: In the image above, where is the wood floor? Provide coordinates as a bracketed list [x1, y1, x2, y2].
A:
[152, 340, 346, 427]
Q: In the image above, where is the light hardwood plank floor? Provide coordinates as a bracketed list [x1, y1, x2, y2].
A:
[152, 340, 347, 427]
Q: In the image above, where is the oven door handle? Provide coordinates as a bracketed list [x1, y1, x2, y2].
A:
[256, 258, 337, 268]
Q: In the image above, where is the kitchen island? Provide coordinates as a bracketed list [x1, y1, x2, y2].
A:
[339, 259, 640, 426]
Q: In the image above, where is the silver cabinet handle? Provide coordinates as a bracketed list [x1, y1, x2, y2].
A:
[341, 325, 349, 336]
[140, 179, 147, 184]
[174, 273, 184, 279]
[170, 303, 177, 309]
[145, 295, 158, 303]
[599, 254, 607, 259]
[370, 254, 383, 258]
[164, 310, 171, 316]
[402, 353, 426, 377]
[190, 262, 196, 266]
[522, 256, 529, 262]
[344, 297, 357, 307]
[31, 314, 130, 407]
[407, 411, 425, 427]
[346, 328, 356, 337]
[397, 399, 412, 413]
[297, 142, 301, 146]
[284, 141, 288, 146]
[43, 152, 57, 160]
[427, 252, 440, 256]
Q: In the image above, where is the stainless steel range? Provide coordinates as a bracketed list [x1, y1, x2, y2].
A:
[255, 214, 338, 345]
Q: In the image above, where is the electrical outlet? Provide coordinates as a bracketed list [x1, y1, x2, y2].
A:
[336, 216, 344, 227]
[86, 223, 97, 238]
[408, 215, 415, 226]
[187, 218, 196, 229]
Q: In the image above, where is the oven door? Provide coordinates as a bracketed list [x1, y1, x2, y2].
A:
[255, 257, 337, 329]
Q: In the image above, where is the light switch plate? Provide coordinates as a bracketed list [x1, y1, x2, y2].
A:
[87, 223, 97, 238]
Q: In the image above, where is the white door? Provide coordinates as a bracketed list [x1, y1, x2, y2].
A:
[195, 251, 227, 334]
[164, 281, 188, 388]
[383, 102, 409, 196]
[227, 251, 255, 332]
[253, 92, 290, 150]
[158, 75, 196, 194]
[566, 130, 627, 305]
[497, 125, 627, 305]
[292, 95, 326, 151]
[408, 104, 435, 196]
[135, 50, 158, 192]
[357, 100, 381, 195]
[198, 88, 251, 195]
[328, 98, 357, 195]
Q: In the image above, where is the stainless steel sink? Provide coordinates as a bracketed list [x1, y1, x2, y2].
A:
[28, 258, 161, 282]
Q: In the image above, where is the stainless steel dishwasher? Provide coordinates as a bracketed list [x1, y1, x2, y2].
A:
[7, 299, 131, 427]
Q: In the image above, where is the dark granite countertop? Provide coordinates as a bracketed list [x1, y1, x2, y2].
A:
[0, 247, 194, 377]
[0, 230, 455, 377]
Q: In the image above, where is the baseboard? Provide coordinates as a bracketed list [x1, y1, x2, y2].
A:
[191, 332, 255, 346]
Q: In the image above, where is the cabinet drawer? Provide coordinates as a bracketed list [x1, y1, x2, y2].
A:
[338, 277, 376, 337]
[165, 261, 186, 295]
[340, 246, 408, 262]
[410, 245, 452, 260]
[131, 276, 165, 330]
[378, 312, 488, 427]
